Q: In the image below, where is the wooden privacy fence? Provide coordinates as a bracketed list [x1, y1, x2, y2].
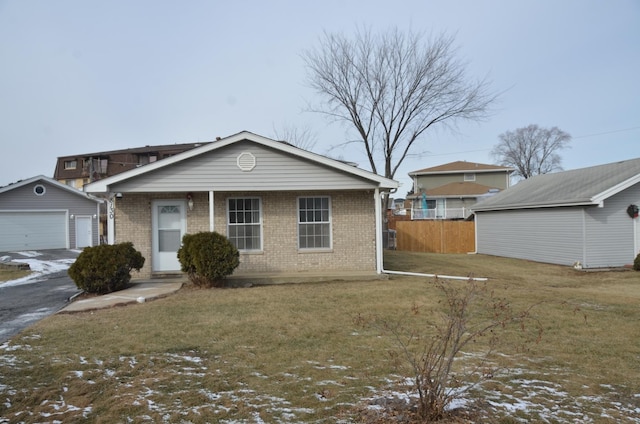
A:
[395, 220, 475, 253]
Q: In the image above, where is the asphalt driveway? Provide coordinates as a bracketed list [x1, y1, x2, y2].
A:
[0, 249, 80, 343]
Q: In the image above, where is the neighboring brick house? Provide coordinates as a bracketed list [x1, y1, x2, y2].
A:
[407, 161, 514, 220]
[83, 131, 398, 279]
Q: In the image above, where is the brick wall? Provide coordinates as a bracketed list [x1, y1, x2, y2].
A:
[115, 190, 377, 278]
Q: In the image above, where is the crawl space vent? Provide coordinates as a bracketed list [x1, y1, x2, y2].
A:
[237, 152, 256, 171]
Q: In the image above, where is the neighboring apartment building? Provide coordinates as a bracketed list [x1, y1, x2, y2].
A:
[53, 142, 211, 242]
[407, 161, 514, 220]
[53, 142, 211, 189]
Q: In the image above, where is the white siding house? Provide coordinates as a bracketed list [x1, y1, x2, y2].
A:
[472, 158, 640, 268]
[84, 131, 399, 279]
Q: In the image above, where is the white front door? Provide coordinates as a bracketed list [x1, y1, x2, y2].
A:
[152, 200, 186, 272]
[75, 216, 93, 248]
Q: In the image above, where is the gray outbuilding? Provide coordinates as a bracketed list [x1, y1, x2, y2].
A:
[0, 175, 102, 251]
[471, 158, 640, 269]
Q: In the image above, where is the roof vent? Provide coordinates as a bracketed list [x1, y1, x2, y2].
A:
[237, 152, 256, 171]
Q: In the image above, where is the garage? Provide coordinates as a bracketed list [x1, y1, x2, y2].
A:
[0, 175, 102, 251]
[0, 211, 68, 251]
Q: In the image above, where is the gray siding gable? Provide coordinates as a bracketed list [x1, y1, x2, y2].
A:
[473, 157, 640, 211]
[107, 141, 384, 193]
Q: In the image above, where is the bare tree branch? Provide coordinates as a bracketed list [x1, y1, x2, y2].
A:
[303, 27, 496, 181]
[491, 124, 572, 179]
[271, 122, 318, 151]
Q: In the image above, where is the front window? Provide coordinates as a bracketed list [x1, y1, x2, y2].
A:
[464, 173, 476, 181]
[227, 198, 262, 251]
[298, 196, 331, 249]
[64, 160, 77, 170]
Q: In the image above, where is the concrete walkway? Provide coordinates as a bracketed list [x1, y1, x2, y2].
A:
[60, 280, 184, 313]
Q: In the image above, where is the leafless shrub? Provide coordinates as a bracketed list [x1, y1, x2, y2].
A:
[359, 278, 543, 422]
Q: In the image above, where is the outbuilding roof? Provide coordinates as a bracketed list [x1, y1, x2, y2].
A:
[472, 157, 640, 211]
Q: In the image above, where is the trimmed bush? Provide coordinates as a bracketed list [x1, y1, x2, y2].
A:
[68, 242, 145, 294]
[634, 253, 640, 271]
[177, 232, 239, 287]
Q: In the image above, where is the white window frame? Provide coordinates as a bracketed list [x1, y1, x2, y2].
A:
[297, 196, 332, 250]
[227, 197, 262, 252]
[464, 173, 476, 181]
[64, 160, 77, 170]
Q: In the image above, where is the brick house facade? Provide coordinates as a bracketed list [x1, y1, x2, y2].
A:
[85, 131, 397, 279]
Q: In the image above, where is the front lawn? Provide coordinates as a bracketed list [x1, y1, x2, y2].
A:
[1, 252, 639, 423]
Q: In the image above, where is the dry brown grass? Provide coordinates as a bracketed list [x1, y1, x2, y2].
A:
[1, 251, 639, 423]
[0, 268, 31, 284]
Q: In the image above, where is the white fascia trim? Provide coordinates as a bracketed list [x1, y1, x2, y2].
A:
[591, 173, 640, 205]
[472, 200, 599, 213]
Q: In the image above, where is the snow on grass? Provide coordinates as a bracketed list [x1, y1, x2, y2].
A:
[2, 342, 639, 423]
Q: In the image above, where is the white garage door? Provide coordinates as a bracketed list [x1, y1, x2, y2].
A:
[0, 211, 67, 251]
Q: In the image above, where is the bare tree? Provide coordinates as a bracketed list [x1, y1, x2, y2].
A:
[491, 124, 571, 179]
[271, 122, 318, 151]
[302, 27, 496, 181]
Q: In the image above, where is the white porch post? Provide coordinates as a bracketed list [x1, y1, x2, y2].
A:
[209, 190, 215, 232]
[107, 197, 115, 244]
[374, 188, 383, 274]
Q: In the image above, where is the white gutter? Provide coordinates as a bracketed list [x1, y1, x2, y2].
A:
[383, 269, 488, 281]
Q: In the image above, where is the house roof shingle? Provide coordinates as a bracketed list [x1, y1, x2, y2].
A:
[472, 157, 640, 211]
[409, 161, 513, 175]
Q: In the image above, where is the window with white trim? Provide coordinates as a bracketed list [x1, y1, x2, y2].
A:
[464, 173, 476, 181]
[227, 198, 262, 251]
[298, 196, 331, 249]
[64, 160, 77, 170]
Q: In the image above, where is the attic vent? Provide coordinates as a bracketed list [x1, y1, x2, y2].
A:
[34, 184, 46, 196]
[237, 152, 256, 171]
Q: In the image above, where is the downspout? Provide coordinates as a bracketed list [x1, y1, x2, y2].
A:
[209, 190, 215, 232]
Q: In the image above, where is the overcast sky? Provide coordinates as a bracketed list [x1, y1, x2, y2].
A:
[1, 0, 638, 194]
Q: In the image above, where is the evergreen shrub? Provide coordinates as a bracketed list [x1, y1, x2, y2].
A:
[68, 242, 145, 294]
[634, 252, 640, 271]
[177, 232, 239, 287]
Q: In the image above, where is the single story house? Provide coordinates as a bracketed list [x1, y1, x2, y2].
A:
[0, 175, 102, 251]
[471, 157, 640, 268]
[83, 131, 398, 279]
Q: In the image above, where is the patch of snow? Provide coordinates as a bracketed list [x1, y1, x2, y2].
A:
[1, 254, 76, 288]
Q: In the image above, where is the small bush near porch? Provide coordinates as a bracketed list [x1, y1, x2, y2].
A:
[1, 252, 639, 422]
